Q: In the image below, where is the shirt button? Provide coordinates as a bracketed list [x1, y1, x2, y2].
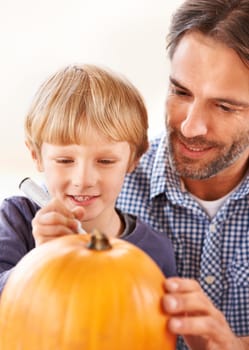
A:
[205, 275, 215, 284]
[209, 224, 216, 233]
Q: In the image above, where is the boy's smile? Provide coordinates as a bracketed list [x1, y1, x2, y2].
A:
[67, 194, 100, 207]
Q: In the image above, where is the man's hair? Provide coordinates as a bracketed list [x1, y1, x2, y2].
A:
[167, 0, 249, 64]
[25, 64, 148, 161]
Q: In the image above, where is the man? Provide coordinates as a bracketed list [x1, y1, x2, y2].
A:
[117, 1, 249, 349]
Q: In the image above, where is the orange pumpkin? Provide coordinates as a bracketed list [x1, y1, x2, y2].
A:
[0, 231, 176, 350]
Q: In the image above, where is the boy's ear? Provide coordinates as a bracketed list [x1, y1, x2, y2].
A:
[25, 141, 44, 172]
[127, 158, 139, 173]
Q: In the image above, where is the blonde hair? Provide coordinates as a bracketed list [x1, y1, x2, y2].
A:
[25, 64, 148, 161]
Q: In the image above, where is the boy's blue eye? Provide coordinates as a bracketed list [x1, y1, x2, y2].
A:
[98, 159, 115, 164]
[56, 159, 73, 164]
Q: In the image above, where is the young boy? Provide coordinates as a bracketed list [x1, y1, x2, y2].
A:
[0, 64, 176, 292]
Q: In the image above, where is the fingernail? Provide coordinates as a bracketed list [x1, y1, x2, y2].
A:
[166, 296, 178, 310]
[170, 318, 182, 330]
[169, 281, 179, 290]
[166, 280, 179, 291]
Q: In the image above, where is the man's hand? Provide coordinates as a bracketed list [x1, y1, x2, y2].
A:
[163, 277, 249, 350]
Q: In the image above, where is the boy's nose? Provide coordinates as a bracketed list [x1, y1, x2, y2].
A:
[72, 165, 96, 189]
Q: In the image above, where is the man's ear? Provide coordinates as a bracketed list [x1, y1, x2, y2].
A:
[25, 141, 44, 172]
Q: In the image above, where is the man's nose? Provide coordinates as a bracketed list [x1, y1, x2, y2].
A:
[180, 102, 208, 138]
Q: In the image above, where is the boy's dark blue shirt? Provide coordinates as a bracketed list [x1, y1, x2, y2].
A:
[0, 195, 177, 293]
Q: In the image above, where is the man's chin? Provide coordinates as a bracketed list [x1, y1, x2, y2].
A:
[172, 162, 213, 180]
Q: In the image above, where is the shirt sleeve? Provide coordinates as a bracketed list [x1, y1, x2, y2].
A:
[0, 196, 37, 293]
[124, 217, 177, 278]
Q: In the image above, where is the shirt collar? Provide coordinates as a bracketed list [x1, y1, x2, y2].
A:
[149, 134, 249, 202]
[150, 134, 182, 201]
[230, 170, 249, 199]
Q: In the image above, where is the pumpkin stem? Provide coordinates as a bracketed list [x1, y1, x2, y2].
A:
[87, 230, 112, 251]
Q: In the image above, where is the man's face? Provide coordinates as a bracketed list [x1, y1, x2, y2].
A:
[166, 31, 249, 180]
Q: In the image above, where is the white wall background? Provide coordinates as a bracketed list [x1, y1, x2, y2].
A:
[0, 0, 183, 202]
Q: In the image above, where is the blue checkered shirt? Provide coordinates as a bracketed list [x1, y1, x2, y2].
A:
[117, 134, 249, 350]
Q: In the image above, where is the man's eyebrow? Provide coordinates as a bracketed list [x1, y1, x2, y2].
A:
[169, 77, 188, 90]
[169, 76, 249, 108]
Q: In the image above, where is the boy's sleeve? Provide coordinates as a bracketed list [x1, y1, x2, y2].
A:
[0, 197, 36, 293]
[0, 269, 13, 293]
[161, 238, 178, 278]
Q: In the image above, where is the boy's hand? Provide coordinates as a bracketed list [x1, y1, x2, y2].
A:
[32, 198, 85, 246]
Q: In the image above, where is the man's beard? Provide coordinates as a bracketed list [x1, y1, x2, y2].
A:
[166, 127, 249, 180]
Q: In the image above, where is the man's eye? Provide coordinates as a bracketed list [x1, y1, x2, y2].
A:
[218, 104, 237, 113]
[170, 86, 189, 96]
